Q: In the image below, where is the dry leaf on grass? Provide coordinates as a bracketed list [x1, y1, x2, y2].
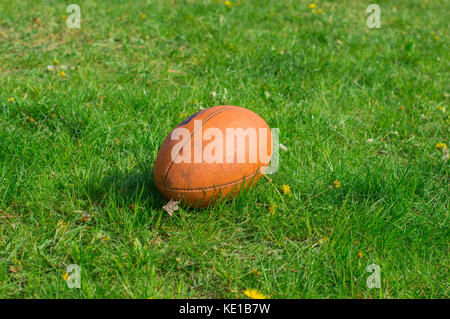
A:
[163, 200, 179, 216]
[9, 266, 18, 273]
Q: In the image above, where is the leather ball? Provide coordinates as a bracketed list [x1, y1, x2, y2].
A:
[153, 105, 272, 207]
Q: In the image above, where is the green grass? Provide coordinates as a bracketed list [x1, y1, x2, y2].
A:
[0, 0, 448, 298]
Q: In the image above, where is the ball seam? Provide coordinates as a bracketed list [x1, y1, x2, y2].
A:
[157, 169, 260, 192]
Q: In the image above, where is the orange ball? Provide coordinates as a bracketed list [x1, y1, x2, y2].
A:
[153, 105, 272, 207]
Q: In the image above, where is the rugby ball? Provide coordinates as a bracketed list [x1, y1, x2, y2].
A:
[153, 105, 272, 207]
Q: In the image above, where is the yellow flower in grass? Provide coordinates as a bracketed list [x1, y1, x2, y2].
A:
[435, 143, 448, 150]
[54, 59, 59, 65]
[244, 289, 267, 299]
[357, 251, 363, 259]
[8, 97, 15, 102]
[282, 184, 291, 195]
[309, 4, 316, 9]
[225, 0, 232, 8]
[316, 8, 323, 14]
[140, 13, 147, 19]
[59, 71, 65, 77]
[268, 204, 277, 215]
[63, 272, 68, 281]
[399, 105, 405, 110]
[332, 180, 341, 188]
[250, 269, 261, 276]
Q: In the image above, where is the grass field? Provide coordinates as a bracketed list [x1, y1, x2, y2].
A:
[0, 0, 448, 298]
